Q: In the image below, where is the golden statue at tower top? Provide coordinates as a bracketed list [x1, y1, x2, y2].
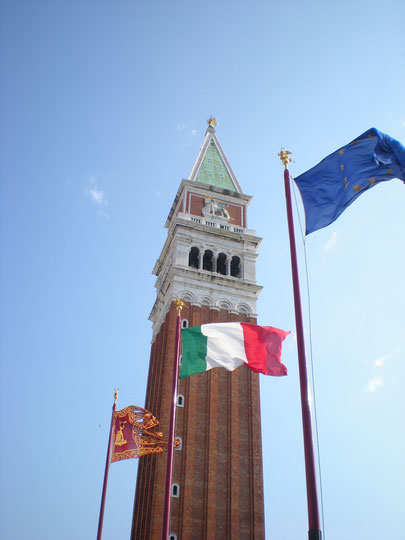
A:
[207, 116, 217, 127]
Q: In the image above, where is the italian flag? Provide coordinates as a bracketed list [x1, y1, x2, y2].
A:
[179, 322, 289, 379]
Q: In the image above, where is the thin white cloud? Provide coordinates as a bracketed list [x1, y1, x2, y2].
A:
[181, 128, 197, 148]
[176, 121, 197, 147]
[324, 231, 339, 252]
[364, 376, 383, 393]
[84, 175, 108, 218]
[374, 347, 400, 368]
[87, 186, 104, 204]
[350, 301, 361, 313]
[374, 356, 388, 368]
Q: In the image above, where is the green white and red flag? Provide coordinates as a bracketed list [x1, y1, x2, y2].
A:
[179, 322, 289, 379]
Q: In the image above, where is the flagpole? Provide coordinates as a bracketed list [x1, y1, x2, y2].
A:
[279, 149, 322, 540]
[161, 298, 184, 540]
[97, 389, 118, 540]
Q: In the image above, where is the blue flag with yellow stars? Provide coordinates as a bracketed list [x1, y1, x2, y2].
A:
[294, 128, 405, 234]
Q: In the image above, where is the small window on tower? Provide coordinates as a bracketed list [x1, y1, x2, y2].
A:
[217, 253, 227, 275]
[172, 483, 180, 498]
[169, 534, 178, 540]
[203, 250, 213, 271]
[231, 256, 241, 278]
[188, 247, 199, 269]
[177, 394, 184, 407]
[181, 319, 189, 329]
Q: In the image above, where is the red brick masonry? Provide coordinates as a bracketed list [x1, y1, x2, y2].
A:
[131, 302, 265, 540]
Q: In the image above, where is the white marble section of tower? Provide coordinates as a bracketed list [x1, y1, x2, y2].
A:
[149, 124, 262, 339]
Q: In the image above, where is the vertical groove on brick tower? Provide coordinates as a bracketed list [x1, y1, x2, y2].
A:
[131, 121, 265, 539]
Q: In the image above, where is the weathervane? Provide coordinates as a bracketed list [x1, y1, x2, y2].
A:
[207, 116, 217, 128]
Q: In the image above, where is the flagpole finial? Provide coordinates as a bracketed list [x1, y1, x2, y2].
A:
[114, 389, 119, 403]
[175, 298, 185, 313]
[278, 148, 293, 169]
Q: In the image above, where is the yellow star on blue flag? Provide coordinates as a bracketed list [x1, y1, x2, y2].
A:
[294, 128, 405, 234]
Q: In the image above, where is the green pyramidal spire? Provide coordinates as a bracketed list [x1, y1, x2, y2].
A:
[195, 138, 237, 190]
[189, 119, 241, 192]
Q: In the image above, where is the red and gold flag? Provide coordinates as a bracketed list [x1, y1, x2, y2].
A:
[111, 405, 177, 463]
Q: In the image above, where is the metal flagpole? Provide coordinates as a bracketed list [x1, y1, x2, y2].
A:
[97, 389, 119, 540]
[279, 149, 322, 540]
[161, 298, 184, 540]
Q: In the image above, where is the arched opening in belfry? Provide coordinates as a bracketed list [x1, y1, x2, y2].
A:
[188, 247, 199, 269]
[230, 256, 241, 278]
[217, 253, 227, 275]
[203, 250, 213, 271]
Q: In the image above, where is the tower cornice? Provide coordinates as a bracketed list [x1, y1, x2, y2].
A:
[149, 264, 262, 341]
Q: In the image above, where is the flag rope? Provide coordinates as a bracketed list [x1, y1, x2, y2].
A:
[291, 179, 326, 539]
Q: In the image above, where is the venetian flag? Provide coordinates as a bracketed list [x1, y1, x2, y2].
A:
[180, 322, 289, 379]
[111, 405, 179, 463]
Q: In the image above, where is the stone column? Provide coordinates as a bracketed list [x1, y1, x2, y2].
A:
[239, 259, 244, 279]
[212, 255, 217, 273]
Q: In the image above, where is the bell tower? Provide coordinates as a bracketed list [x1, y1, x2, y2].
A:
[131, 119, 265, 539]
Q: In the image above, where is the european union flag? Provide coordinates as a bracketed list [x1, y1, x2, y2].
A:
[294, 128, 405, 234]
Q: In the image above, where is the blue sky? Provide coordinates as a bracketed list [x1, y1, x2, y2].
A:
[1, 1, 404, 539]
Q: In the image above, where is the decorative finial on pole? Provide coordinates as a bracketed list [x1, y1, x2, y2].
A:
[114, 389, 119, 403]
[207, 116, 217, 128]
[175, 298, 185, 314]
[278, 148, 293, 169]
